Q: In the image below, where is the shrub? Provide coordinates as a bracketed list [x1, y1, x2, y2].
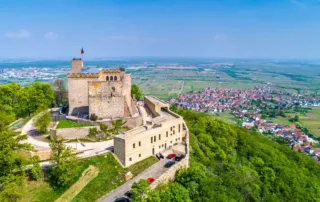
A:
[30, 164, 42, 181]
[88, 128, 98, 138]
[90, 113, 98, 121]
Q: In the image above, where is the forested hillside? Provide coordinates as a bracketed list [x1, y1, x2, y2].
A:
[146, 110, 320, 202]
[0, 82, 54, 127]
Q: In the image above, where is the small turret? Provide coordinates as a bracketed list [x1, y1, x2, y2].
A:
[70, 58, 83, 73]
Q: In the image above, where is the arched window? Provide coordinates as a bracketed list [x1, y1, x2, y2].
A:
[114, 76, 117, 81]
[106, 76, 109, 81]
[110, 76, 113, 81]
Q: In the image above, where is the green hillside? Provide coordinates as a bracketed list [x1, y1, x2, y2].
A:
[146, 110, 320, 202]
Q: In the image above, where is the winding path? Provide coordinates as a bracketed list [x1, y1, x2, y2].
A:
[21, 116, 114, 158]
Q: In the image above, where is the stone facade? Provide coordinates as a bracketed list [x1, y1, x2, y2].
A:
[67, 59, 135, 120]
[89, 81, 125, 119]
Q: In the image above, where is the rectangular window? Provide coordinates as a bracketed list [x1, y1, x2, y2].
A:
[154, 136, 156, 142]
[129, 157, 132, 161]
[139, 141, 141, 146]
[159, 145, 161, 148]
[178, 124, 181, 133]
[173, 130, 175, 135]
[170, 127, 172, 131]
[151, 137, 153, 143]
[159, 134, 161, 140]
[139, 154, 141, 157]
[133, 143, 135, 149]
[166, 131, 168, 137]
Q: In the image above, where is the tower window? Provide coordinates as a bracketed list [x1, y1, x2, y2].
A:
[106, 76, 109, 81]
[133, 143, 135, 149]
[114, 76, 117, 81]
[110, 76, 113, 81]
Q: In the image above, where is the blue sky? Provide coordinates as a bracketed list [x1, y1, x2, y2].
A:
[1, 0, 320, 59]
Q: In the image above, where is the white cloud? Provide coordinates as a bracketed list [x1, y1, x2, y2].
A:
[4, 29, 31, 38]
[214, 34, 228, 42]
[44, 32, 58, 40]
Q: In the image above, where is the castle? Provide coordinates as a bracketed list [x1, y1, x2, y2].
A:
[66, 58, 189, 168]
[67, 58, 138, 119]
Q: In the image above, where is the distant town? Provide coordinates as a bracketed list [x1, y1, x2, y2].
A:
[170, 86, 320, 164]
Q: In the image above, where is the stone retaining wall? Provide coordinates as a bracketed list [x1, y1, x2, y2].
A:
[50, 126, 99, 140]
[19, 150, 52, 161]
[66, 115, 142, 129]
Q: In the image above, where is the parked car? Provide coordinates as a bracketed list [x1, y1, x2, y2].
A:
[147, 177, 155, 184]
[114, 197, 130, 202]
[159, 153, 164, 159]
[167, 153, 176, 159]
[155, 154, 161, 160]
[174, 154, 185, 162]
[164, 160, 176, 168]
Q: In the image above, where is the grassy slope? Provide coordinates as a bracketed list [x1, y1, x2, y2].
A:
[56, 120, 92, 129]
[24, 154, 158, 202]
[300, 107, 320, 137]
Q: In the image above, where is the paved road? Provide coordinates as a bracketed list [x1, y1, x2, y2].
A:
[99, 158, 171, 202]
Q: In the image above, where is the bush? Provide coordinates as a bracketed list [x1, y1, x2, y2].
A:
[88, 128, 98, 138]
[90, 113, 98, 121]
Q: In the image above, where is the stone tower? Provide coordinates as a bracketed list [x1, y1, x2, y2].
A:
[70, 58, 83, 73]
[67, 59, 136, 120]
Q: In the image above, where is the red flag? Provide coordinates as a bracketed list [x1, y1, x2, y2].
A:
[80, 47, 84, 55]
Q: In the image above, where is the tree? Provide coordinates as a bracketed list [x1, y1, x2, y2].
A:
[50, 136, 78, 187]
[170, 104, 178, 112]
[131, 84, 142, 101]
[0, 128, 32, 201]
[33, 110, 52, 133]
[29, 156, 42, 181]
[99, 123, 110, 139]
[131, 179, 151, 201]
[111, 119, 126, 134]
[161, 183, 192, 202]
[53, 80, 68, 107]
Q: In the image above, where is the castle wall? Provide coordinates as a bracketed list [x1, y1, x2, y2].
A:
[122, 74, 133, 116]
[88, 81, 125, 119]
[68, 77, 97, 116]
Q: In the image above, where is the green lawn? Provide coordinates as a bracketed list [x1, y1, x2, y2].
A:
[24, 153, 158, 202]
[56, 120, 93, 129]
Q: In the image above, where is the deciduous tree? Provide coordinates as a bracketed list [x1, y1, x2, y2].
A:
[50, 136, 78, 187]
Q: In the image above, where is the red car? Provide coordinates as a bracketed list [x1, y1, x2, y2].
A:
[167, 153, 176, 159]
[147, 177, 155, 184]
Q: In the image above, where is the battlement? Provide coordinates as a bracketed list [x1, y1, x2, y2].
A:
[100, 69, 121, 73]
[67, 73, 99, 78]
